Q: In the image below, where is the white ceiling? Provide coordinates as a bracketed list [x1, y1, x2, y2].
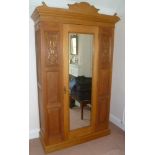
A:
[29, 0, 124, 16]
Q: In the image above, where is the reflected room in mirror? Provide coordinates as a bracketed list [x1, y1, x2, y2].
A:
[69, 33, 93, 130]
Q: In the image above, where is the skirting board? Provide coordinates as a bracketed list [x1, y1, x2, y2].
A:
[29, 128, 40, 139]
[110, 114, 125, 131]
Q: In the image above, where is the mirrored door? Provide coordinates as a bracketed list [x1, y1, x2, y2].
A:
[63, 24, 99, 137]
[68, 33, 93, 131]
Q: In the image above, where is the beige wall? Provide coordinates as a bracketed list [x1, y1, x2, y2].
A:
[110, 1, 125, 130]
[29, 18, 40, 139]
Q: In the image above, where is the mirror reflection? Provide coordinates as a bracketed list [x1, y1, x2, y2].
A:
[69, 33, 93, 130]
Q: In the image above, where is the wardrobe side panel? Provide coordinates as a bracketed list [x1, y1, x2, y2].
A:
[35, 28, 47, 142]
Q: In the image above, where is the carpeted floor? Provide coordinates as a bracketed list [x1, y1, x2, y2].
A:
[29, 123, 125, 155]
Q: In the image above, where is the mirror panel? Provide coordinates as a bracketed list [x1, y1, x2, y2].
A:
[69, 33, 93, 130]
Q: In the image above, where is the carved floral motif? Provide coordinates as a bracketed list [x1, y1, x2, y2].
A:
[100, 35, 111, 67]
[45, 32, 59, 65]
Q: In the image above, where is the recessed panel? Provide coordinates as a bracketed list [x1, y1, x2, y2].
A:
[48, 108, 61, 136]
[98, 70, 111, 96]
[98, 97, 108, 124]
[47, 72, 59, 104]
[96, 96, 110, 130]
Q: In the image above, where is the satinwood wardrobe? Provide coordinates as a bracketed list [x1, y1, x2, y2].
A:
[31, 2, 120, 153]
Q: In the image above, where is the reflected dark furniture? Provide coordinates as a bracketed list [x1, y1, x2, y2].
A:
[70, 76, 92, 120]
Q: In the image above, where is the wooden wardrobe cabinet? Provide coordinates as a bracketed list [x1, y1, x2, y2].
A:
[31, 2, 119, 153]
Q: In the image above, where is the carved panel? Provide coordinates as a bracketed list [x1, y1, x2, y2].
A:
[99, 28, 113, 69]
[45, 31, 59, 66]
[46, 72, 59, 105]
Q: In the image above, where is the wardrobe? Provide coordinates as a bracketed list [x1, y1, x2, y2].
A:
[31, 2, 120, 153]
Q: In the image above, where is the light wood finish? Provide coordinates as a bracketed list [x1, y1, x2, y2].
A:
[63, 24, 99, 140]
[31, 2, 120, 153]
[68, 2, 99, 15]
[40, 129, 111, 153]
[32, 2, 119, 27]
